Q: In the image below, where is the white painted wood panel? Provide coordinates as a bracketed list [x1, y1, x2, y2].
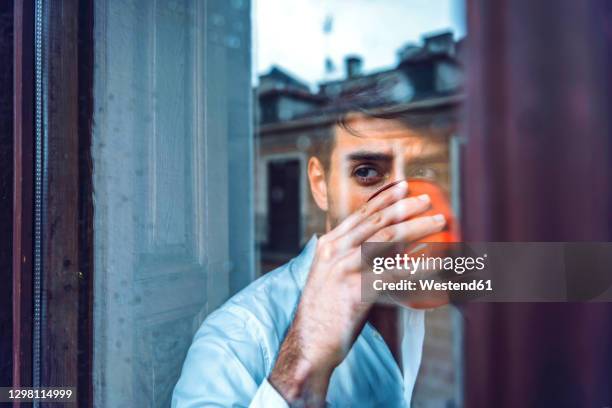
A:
[92, 1, 252, 406]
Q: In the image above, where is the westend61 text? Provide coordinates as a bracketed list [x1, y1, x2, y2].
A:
[373, 278, 493, 292]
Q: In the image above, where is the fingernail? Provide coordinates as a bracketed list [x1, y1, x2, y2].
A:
[417, 194, 430, 203]
[432, 214, 446, 224]
[394, 180, 408, 195]
[396, 180, 408, 189]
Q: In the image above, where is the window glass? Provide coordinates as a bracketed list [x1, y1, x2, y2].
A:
[91, 0, 465, 406]
[254, 1, 466, 406]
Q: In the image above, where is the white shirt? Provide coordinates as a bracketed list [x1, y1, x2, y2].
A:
[172, 236, 425, 407]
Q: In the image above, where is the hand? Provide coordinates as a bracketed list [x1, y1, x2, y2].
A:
[268, 180, 446, 406]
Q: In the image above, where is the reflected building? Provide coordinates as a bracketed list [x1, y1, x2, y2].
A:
[255, 30, 466, 407]
[256, 31, 464, 268]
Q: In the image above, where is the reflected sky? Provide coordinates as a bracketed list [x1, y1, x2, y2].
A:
[254, 0, 466, 86]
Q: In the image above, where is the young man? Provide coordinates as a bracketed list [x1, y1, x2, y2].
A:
[172, 111, 448, 407]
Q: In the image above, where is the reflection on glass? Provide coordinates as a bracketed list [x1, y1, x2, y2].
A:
[254, 1, 465, 405]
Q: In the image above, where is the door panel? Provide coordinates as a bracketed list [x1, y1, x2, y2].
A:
[92, 1, 252, 406]
[267, 159, 300, 254]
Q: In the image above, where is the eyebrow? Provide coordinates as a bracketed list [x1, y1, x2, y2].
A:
[346, 151, 393, 162]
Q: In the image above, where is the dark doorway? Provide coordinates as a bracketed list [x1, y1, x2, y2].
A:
[266, 159, 301, 257]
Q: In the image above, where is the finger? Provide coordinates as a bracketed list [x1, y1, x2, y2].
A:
[326, 180, 409, 240]
[335, 193, 432, 250]
[366, 213, 446, 243]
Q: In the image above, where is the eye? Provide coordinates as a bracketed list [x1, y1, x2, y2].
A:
[409, 167, 437, 180]
[353, 165, 384, 186]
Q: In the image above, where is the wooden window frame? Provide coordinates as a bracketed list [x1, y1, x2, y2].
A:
[10, 1, 94, 406]
[12, 0, 35, 394]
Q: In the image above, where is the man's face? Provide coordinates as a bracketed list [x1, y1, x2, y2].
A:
[323, 114, 448, 229]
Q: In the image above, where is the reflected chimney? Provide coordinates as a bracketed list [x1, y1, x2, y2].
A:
[345, 55, 363, 79]
[423, 31, 455, 55]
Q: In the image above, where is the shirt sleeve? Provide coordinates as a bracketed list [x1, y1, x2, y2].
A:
[172, 307, 288, 408]
[249, 378, 290, 408]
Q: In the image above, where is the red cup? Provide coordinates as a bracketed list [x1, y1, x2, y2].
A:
[367, 179, 460, 243]
[367, 179, 460, 309]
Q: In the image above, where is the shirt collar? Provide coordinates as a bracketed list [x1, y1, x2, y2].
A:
[290, 234, 318, 289]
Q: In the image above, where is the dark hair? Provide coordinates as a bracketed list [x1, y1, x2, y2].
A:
[312, 127, 335, 170]
[311, 77, 450, 169]
[315, 109, 429, 169]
